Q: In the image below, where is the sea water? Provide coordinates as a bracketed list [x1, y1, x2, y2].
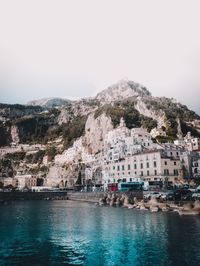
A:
[0, 200, 200, 266]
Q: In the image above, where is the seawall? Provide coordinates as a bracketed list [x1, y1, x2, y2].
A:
[0, 191, 68, 201]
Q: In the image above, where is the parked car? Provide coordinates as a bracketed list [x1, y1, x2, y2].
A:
[144, 191, 162, 200]
[182, 192, 193, 201]
[166, 189, 192, 201]
[160, 192, 168, 200]
[192, 190, 200, 200]
[166, 191, 175, 201]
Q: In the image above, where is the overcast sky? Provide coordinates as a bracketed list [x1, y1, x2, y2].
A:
[0, 0, 200, 114]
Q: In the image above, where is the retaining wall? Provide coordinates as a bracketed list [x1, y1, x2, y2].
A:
[0, 191, 68, 201]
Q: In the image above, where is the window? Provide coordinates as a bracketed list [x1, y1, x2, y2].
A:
[141, 163, 143, 169]
[174, 161, 176, 165]
[113, 166, 115, 170]
[164, 169, 169, 175]
[154, 170, 157, 175]
[117, 165, 120, 171]
[135, 171, 137, 175]
[154, 161, 157, 167]
[130, 178, 132, 182]
[141, 171, 143, 176]
[134, 164, 137, 169]
[128, 164, 131, 170]
[164, 161, 167, 165]
[128, 171, 130, 175]
[147, 162, 149, 168]
[122, 172, 124, 175]
[122, 165, 125, 171]
[174, 169, 178, 175]
[147, 170, 150, 176]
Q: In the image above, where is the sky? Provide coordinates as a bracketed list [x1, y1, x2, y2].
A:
[0, 0, 200, 114]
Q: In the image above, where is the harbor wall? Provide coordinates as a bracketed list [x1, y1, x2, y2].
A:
[0, 191, 68, 201]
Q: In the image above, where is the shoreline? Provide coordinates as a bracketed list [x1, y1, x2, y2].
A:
[1, 191, 200, 217]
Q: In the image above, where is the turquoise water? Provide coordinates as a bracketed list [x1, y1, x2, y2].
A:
[0, 201, 200, 266]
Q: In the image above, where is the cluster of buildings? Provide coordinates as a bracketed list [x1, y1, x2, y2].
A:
[85, 118, 200, 190]
[50, 117, 200, 190]
[1, 117, 200, 191]
[0, 174, 38, 190]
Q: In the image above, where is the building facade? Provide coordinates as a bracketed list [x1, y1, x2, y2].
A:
[102, 150, 182, 189]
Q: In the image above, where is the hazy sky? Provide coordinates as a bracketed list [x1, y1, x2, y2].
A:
[0, 0, 200, 114]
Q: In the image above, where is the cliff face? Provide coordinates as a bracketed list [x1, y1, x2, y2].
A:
[85, 112, 113, 154]
[135, 97, 168, 129]
[10, 125, 20, 144]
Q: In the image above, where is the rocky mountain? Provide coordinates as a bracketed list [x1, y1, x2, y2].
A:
[27, 97, 71, 108]
[0, 79, 200, 150]
[95, 79, 151, 104]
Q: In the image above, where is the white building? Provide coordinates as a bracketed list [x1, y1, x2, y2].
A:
[54, 135, 96, 166]
[103, 118, 157, 163]
[183, 132, 200, 151]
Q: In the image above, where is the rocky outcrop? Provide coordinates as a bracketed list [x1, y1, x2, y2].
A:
[11, 125, 20, 144]
[46, 164, 79, 188]
[176, 118, 183, 138]
[58, 99, 98, 125]
[135, 97, 170, 129]
[58, 108, 71, 125]
[85, 112, 113, 154]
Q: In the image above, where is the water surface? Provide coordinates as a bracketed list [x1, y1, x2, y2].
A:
[0, 200, 200, 266]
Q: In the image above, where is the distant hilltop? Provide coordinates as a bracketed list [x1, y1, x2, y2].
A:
[27, 97, 71, 108]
